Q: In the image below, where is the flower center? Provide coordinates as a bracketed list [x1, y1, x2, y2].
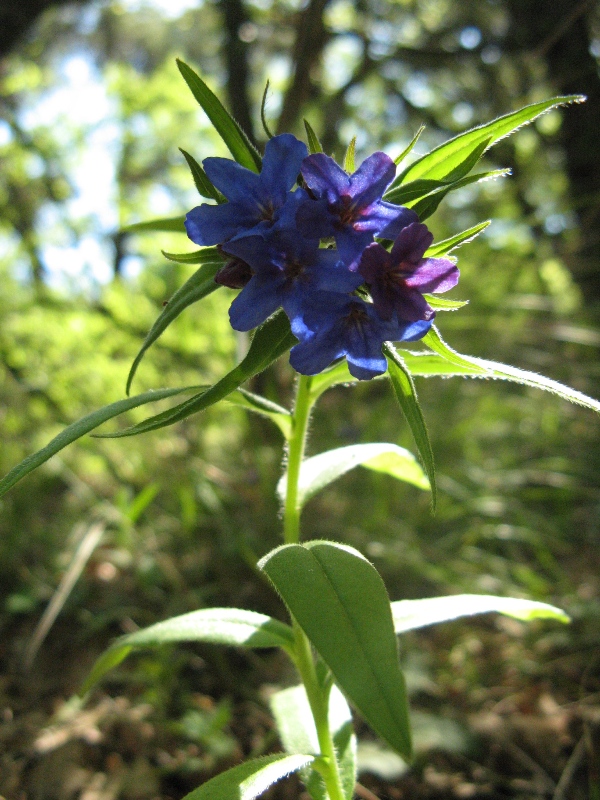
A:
[336, 195, 357, 226]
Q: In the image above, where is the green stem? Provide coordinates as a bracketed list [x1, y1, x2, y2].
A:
[283, 374, 346, 800]
[283, 374, 313, 545]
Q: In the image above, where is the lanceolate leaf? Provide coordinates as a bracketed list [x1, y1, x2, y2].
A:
[181, 754, 315, 800]
[0, 386, 199, 498]
[179, 148, 225, 203]
[304, 119, 324, 154]
[422, 326, 600, 413]
[390, 95, 584, 187]
[270, 684, 356, 800]
[259, 541, 412, 759]
[101, 311, 297, 438]
[343, 136, 356, 174]
[126, 258, 226, 394]
[384, 345, 436, 510]
[176, 59, 262, 173]
[82, 608, 295, 694]
[385, 139, 491, 206]
[424, 220, 491, 257]
[409, 169, 510, 221]
[122, 216, 186, 234]
[161, 248, 222, 264]
[277, 443, 429, 507]
[391, 594, 570, 635]
[394, 124, 425, 166]
[226, 388, 292, 439]
[423, 295, 468, 311]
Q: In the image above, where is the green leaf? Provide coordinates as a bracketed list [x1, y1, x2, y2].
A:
[405, 327, 600, 413]
[391, 594, 570, 635]
[181, 754, 315, 800]
[260, 80, 275, 139]
[392, 95, 584, 186]
[343, 136, 356, 174]
[0, 386, 198, 498]
[103, 311, 297, 438]
[384, 345, 436, 511]
[278, 443, 429, 507]
[394, 124, 425, 166]
[121, 216, 186, 234]
[161, 246, 223, 264]
[424, 220, 491, 257]
[385, 139, 491, 206]
[270, 684, 356, 800]
[259, 541, 412, 759]
[176, 59, 261, 172]
[409, 169, 510, 222]
[304, 119, 324, 154]
[179, 148, 226, 203]
[126, 259, 225, 394]
[82, 607, 295, 694]
[226, 388, 292, 439]
[422, 295, 468, 311]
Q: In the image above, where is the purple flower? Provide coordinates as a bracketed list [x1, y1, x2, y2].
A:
[185, 134, 308, 246]
[222, 233, 362, 332]
[289, 293, 432, 380]
[358, 222, 460, 322]
[296, 151, 418, 268]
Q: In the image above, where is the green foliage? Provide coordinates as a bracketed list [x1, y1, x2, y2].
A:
[259, 541, 412, 758]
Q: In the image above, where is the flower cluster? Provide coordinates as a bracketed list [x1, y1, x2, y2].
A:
[185, 134, 459, 380]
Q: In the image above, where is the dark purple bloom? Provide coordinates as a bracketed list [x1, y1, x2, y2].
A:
[289, 293, 432, 380]
[359, 222, 460, 322]
[214, 256, 253, 289]
[185, 134, 308, 246]
[296, 151, 418, 268]
[222, 233, 362, 332]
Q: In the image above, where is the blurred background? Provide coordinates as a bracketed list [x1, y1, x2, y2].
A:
[1, 1, 600, 797]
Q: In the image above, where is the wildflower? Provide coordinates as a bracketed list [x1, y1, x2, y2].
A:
[358, 222, 459, 322]
[222, 233, 362, 332]
[296, 151, 418, 268]
[289, 292, 432, 380]
[185, 134, 308, 246]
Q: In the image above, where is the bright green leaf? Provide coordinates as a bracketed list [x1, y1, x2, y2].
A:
[161, 247, 222, 264]
[409, 169, 510, 221]
[394, 125, 425, 166]
[179, 148, 226, 203]
[102, 311, 297, 438]
[304, 119, 324, 154]
[126, 259, 225, 394]
[121, 216, 186, 234]
[226, 388, 292, 439]
[259, 541, 412, 759]
[422, 295, 468, 311]
[277, 443, 429, 507]
[343, 136, 356, 173]
[181, 754, 315, 800]
[391, 96, 584, 186]
[0, 386, 199, 497]
[384, 345, 436, 510]
[391, 594, 570, 635]
[270, 684, 356, 800]
[176, 59, 261, 172]
[82, 608, 295, 694]
[424, 220, 491, 257]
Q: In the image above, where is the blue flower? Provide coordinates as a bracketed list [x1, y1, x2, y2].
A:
[185, 134, 308, 246]
[296, 151, 418, 268]
[358, 222, 460, 322]
[222, 233, 362, 332]
[289, 293, 432, 380]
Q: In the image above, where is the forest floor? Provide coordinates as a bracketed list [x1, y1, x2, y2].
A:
[1, 559, 599, 800]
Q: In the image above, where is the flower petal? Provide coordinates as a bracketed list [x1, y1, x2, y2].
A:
[228, 275, 284, 331]
[301, 153, 350, 203]
[260, 134, 308, 203]
[185, 202, 259, 246]
[404, 258, 460, 293]
[203, 157, 263, 205]
[390, 222, 433, 265]
[349, 152, 396, 208]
